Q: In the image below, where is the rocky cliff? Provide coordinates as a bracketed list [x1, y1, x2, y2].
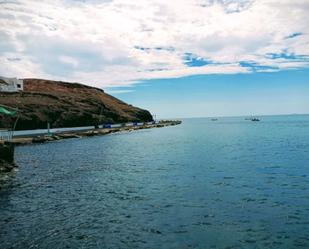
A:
[0, 79, 153, 130]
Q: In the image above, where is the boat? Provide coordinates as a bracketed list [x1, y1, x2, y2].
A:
[251, 118, 260, 122]
[211, 118, 218, 121]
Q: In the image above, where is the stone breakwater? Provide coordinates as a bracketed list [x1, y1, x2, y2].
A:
[1, 121, 182, 146]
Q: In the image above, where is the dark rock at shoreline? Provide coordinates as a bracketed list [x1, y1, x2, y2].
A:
[0, 160, 17, 173]
[0, 78, 153, 130]
[0, 143, 16, 173]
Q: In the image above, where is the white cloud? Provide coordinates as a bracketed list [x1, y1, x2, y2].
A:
[106, 89, 134, 94]
[0, 0, 308, 88]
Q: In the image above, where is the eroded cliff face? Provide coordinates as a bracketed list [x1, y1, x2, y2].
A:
[0, 79, 153, 130]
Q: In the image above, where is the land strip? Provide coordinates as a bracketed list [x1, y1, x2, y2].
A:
[0, 120, 181, 146]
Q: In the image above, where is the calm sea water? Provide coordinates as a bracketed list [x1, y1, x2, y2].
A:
[1, 115, 309, 249]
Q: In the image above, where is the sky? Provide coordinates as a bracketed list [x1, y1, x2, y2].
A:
[0, 0, 309, 118]
[114, 69, 309, 118]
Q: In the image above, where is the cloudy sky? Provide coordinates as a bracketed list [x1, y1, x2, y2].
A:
[1, 0, 309, 117]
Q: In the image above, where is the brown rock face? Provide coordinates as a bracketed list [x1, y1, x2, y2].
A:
[0, 79, 153, 130]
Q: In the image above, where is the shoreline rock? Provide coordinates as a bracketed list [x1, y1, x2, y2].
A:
[0, 160, 17, 173]
[0, 143, 17, 173]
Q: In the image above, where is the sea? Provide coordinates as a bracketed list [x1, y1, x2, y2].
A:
[1, 115, 309, 249]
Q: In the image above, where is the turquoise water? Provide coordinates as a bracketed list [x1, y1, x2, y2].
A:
[1, 115, 309, 248]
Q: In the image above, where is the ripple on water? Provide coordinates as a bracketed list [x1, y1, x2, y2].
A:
[1, 116, 309, 248]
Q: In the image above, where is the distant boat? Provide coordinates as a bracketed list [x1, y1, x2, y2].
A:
[211, 118, 218, 121]
[245, 116, 260, 121]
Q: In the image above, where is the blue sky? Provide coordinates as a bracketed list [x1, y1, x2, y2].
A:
[0, 0, 309, 118]
[110, 69, 309, 118]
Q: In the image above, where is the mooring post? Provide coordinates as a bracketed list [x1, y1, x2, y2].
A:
[47, 122, 51, 136]
[0, 142, 15, 164]
[0, 141, 16, 172]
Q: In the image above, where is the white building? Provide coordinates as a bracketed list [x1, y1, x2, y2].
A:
[0, 76, 23, 92]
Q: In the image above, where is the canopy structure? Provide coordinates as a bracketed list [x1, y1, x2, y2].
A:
[0, 106, 17, 116]
[0, 105, 19, 141]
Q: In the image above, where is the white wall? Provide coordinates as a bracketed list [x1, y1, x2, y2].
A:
[0, 76, 23, 92]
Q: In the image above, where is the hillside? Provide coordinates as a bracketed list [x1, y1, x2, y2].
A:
[0, 79, 153, 130]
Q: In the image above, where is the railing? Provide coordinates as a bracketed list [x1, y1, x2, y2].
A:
[0, 130, 13, 141]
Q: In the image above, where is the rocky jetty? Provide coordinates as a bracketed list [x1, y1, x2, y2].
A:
[8, 120, 182, 146]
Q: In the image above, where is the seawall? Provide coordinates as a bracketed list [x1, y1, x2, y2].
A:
[5, 120, 182, 146]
